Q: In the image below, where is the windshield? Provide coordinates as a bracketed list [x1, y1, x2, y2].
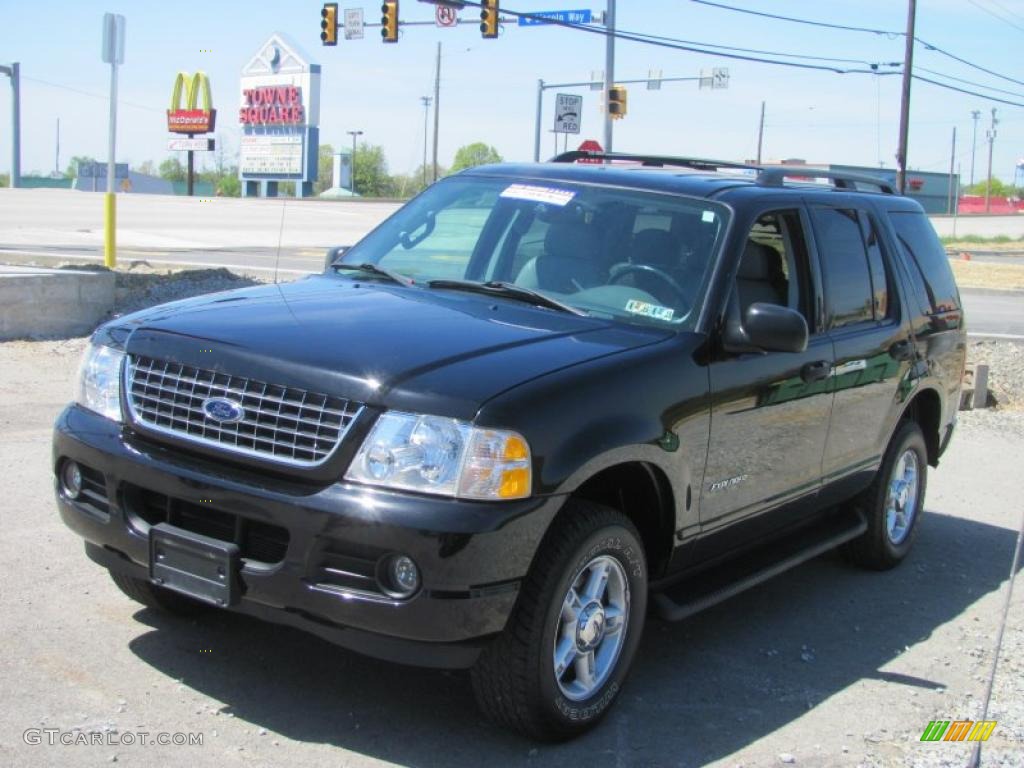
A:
[337, 175, 729, 329]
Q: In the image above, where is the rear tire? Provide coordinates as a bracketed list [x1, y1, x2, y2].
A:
[471, 500, 647, 741]
[109, 571, 206, 616]
[843, 420, 928, 570]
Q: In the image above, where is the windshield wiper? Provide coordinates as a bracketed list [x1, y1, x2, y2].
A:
[426, 280, 588, 316]
[333, 262, 414, 286]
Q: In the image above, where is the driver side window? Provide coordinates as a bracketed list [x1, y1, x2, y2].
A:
[738, 210, 814, 331]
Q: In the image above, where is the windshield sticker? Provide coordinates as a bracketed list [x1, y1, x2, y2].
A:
[701, 210, 716, 223]
[625, 299, 675, 322]
[500, 184, 576, 207]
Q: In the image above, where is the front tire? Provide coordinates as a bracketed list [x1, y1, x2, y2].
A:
[471, 500, 647, 741]
[843, 420, 928, 570]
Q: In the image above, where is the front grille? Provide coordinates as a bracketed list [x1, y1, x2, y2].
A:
[126, 355, 362, 468]
[123, 484, 290, 564]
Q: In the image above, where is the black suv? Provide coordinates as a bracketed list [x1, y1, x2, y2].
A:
[54, 153, 965, 740]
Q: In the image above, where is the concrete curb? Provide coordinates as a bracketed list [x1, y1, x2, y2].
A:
[0, 266, 115, 340]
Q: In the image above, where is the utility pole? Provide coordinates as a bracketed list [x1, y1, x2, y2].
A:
[534, 79, 544, 162]
[947, 126, 956, 214]
[0, 62, 21, 188]
[420, 96, 432, 187]
[56, 118, 60, 176]
[603, 0, 616, 155]
[432, 42, 441, 183]
[347, 130, 363, 194]
[985, 107, 998, 213]
[895, 0, 916, 195]
[970, 109, 981, 186]
[756, 100, 766, 164]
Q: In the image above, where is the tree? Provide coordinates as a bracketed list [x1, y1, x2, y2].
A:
[217, 172, 241, 197]
[0, 173, 8, 188]
[315, 143, 335, 195]
[353, 142, 393, 197]
[135, 160, 156, 177]
[159, 157, 187, 182]
[964, 178, 1012, 197]
[64, 156, 96, 179]
[450, 143, 502, 172]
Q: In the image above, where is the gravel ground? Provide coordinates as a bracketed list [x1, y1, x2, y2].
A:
[1, 272, 1021, 768]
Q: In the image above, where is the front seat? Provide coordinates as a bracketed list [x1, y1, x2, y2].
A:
[736, 241, 788, 314]
[518, 216, 605, 293]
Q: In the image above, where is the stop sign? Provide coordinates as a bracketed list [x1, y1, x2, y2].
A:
[576, 139, 603, 164]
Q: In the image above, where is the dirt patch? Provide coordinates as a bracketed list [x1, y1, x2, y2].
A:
[949, 259, 1024, 290]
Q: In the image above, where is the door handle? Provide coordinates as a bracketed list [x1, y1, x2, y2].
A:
[889, 339, 916, 361]
[801, 360, 831, 382]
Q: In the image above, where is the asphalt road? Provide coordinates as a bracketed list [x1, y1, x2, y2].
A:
[961, 289, 1024, 340]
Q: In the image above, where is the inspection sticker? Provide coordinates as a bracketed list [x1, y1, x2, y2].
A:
[625, 299, 674, 321]
[500, 184, 576, 207]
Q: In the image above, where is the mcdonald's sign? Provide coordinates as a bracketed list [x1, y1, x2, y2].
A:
[167, 71, 216, 134]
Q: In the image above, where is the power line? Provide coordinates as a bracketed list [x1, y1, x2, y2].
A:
[22, 75, 163, 114]
[913, 75, 1024, 108]
[967, 0, 1024, 34]
[915, 66, 1024, 100]
[687, 0, 1024, 88]
[986, 0, 1024, 25]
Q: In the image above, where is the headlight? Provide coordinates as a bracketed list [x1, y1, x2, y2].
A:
[75, 342, 125, 422]
[346, 412, 532, 500]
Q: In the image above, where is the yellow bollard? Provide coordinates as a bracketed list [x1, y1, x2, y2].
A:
[104, 192, 116, 268]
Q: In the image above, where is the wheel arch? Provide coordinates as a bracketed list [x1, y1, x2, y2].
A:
[898, 386, 943, 466]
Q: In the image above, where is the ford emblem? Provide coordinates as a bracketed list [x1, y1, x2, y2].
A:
[202, 397, 246, 424]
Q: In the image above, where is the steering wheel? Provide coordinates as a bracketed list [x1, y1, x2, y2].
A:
[608, 263, 689, 307]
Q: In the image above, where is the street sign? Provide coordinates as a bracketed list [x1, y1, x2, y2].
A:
[590, 70, 603, 91]
[168, 138, 215, 152]
[712, 67, 730, 89]
[519, 9, 592, 26]
[647, 69, 662, 91]
[553, 93, 582, 134]
[79, 161, 128, 179]
[576, 139, 603, 163]
[343, 8, 364, 39]
[101, 13, 125, 65]
[435, 5, 458, 26]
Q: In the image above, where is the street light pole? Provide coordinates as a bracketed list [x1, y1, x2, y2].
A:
[603, 0, 616, 155]
[0, 63, 21, 188]
[420, 96, 432, 187]
[347, 130, 363, 195]
[970, 109, 981, 187]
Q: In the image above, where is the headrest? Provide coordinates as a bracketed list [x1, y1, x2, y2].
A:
[543, 216, 602, 262]
[631, 229, 680, 268]
[738, 241, 782, 281]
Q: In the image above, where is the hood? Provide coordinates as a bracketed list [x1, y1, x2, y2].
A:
[117, 275, 671, 418]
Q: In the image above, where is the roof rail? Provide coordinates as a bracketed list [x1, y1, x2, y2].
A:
[549, 151, 898, 195]
[756, 166, 896, 194]
[550, 150, 759, 172]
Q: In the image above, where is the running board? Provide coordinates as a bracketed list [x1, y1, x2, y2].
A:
[653, 510, 867, 622]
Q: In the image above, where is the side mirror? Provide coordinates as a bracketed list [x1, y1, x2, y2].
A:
[324, 245, 351, 272]
[724, 301, 808, 354]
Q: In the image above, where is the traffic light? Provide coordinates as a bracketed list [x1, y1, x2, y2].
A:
[608, 85, 628, 119]
[480, 0, 499, 39]
[381, 1, 399, 43]
[320, 3, 338, 46]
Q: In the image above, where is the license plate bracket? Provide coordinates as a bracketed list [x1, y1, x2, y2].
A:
[149, 523, 239, 607]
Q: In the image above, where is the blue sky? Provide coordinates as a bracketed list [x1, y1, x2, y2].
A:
[1, 0, 1022, 183]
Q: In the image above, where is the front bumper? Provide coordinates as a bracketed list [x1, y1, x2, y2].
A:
[53, 405, 562, 669]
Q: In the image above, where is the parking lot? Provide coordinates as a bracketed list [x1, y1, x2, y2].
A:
[1, 332, 1021, 768]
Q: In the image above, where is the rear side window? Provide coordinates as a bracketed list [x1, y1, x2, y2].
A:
[811, 208, 874, 329]
[888, 211, 960, 314]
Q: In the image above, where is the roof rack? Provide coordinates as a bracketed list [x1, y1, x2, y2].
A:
[549, 151, 896, 195]
[550, 150, 758, 172]
[756, 166, 896, 194]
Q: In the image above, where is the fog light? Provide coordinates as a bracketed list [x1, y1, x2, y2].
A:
[384, 554, 420, 597]
[61, 460, 83, 499]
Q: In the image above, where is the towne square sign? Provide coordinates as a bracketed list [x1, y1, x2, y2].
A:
[239, 34, 321, 198]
